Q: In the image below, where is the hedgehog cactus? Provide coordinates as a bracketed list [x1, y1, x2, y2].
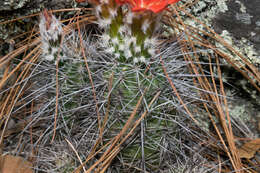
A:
[39, 9, 90, 114]
[92, 0, 178, 109]
[39, 0, 184, 171]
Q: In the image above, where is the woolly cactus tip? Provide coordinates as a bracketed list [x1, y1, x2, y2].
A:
[39, 9, 63, 43]
[39, 9, 63, 61]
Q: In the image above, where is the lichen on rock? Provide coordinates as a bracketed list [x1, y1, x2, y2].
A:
[0, 0, 31, 11]
[179, 0, 260, 66]
[213, 0, 260, 65]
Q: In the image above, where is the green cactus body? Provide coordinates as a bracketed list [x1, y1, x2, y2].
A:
[60, 60, 89, 112]
[94, 1, 170, 163]
[39, 2, 179, 170]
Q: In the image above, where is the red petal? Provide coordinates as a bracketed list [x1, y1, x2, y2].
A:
[121, 0, 181, 13]
[76, 0, 87, 2]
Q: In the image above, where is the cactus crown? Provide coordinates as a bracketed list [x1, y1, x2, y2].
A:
[93, 0, 180, 64]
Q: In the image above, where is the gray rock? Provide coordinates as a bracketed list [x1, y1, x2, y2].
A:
[179, 0, 260, 65]
[0, 0, 77, 11]
[213, 0, 260, 65]
[178, 0, 260, 139]
[0, 0, 31, 11]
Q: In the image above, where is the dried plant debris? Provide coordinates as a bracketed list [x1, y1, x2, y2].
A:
[238, 138, 260, 159]
[0, 154, 33, 173]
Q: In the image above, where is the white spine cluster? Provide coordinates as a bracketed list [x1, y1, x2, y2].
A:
[118, 25, 127, 35]
[133, 57, 139, 63]
[134, 46, 141, 53]
[109, 8, 117, 18]
[124, 49, 132, 59]
[115, 53, 121, 58]
[106, 47, 115, 54]
[95, 5, 102, 17]
[141, 19, 150, 34]
[97, 18, 112, 29]
[101, 34, 111, 46]
[118, 43, 125, 51]
[126, 11, 133, 24]
[95, 7, 160, 64]
[144, 37, 157, 49]
[140, 56, 145, 63]
[148, 48, 155, 56]
[129, 37, 137, 46]
[111, 37, 119, 45]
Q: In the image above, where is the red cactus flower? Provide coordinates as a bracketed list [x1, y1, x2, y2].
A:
[76, 0, 87, 2]
[116, 0, 181, 13]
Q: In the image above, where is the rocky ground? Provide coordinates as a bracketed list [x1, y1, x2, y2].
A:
[179, 0, 260, 65]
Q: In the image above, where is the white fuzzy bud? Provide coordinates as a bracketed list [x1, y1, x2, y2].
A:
[106, 47, 115, 54]
[148, 48, 155, 56]
[134, 46, 141, 53]
[97, 18, 112, 28]
[144, 37, 157, 49]
[124, 50, 132, 59]
[129, 37, 137, 46]
[45, 54, 55, 61]
[119, 44, 125, 51]
[133, 57, 139, 63]
[111, 37, 119, 45]
[39, 9, 63, 43]
[115, 53, 120, 58]
[140, 56, 146, 63]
